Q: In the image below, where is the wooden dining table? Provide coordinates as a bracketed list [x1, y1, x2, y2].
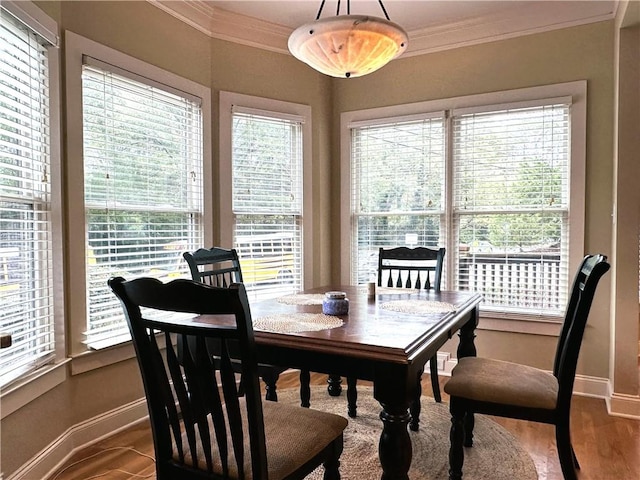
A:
[247, 285, 483, 480]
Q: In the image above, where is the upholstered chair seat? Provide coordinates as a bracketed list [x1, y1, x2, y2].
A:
[445, 357, 558, 410]
[179, 399, 347, 479]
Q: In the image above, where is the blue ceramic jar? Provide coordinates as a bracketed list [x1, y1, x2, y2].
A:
[322, 291, 349, 315]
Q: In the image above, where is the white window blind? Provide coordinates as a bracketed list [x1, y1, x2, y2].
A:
[452, 102, 571, 315]
[231, 110, 303, 301]
[350, 117, 446, 284]
[82, 64, 203, 348]
[0, 9, 55, 385]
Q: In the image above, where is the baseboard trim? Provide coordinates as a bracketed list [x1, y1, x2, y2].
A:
[6, 398, 148, 480]
[436, 351, 452, 374]
[572, 373, 610, 398]
[441, 352, 456, 376]
[607, 391, 640, 419]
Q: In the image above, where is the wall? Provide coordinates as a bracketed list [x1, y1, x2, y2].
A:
[331, 21, 615, 377]
[1, 1, 330, 477]
[611, 17, 640, 398]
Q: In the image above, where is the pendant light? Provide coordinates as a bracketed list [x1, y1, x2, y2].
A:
[288, 0, 408, 78]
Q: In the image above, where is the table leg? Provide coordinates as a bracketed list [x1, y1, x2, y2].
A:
[456, 306, 478, 453]
[409, 365, 424, 431]
[378, 400, 412, 480]
[261, 370, 280, 402]
[327, 374, 343, 396]
[299, 369, 311, 407]
[374, 370, 414, 480]
[347, 376, 358, 418]
[456, 306, 478, 359]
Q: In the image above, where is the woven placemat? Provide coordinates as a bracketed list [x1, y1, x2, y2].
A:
[276, 293, 325, 305]
[379, 299, 456, 314]
[253, 312, 344, 333]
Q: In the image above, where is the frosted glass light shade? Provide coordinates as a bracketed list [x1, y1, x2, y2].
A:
[288, 15, 408, 78]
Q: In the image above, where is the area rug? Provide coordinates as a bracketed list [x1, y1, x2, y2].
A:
[276, 386, 538, 480]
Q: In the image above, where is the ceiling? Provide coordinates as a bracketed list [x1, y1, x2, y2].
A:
[151, 0, 619, 56]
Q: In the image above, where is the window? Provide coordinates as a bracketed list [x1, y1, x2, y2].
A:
[65, 32, 211, 354]
[220, 93, 311, 301]
[342, 83, 585, 322]
[350, 114, 446, 284]
[0, 3, 60, 386]
[231, 109, 302, 300]
[452, 102, 570, 314]
[81, 61, 203, 348]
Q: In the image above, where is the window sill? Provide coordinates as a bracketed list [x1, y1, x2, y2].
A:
[71, 332, 170, 375]
[71, 341, 137, 375]
[1, 359, 70, 419]
[478, 312, 562, 336]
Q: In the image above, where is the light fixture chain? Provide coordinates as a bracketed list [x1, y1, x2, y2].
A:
[316, 0, 390, 20]
[315, 0, 326, 20]
[378, 0, 391, 20]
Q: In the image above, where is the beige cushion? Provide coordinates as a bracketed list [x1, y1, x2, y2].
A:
[444, 357, 558, 410]
[177, 399, 348, 479]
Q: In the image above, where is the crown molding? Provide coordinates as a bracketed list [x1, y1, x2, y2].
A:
[403, 3, 616, 57]
[616, 0, 640, 29]
[149, 0, 290, 53]
[148, 1, 616, 58]
[208, 5, 291, 54]
[149, 0, 216, 37]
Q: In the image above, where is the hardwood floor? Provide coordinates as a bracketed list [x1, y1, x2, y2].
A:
[48, 371, 640, 480]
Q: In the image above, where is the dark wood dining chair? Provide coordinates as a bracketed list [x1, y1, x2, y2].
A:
[377, 246, 445, 403]
[444, 253, 610, 480]
[346, 246, 446, 429]
[109, 277, 347, 480]
[183, 247, 288, 402]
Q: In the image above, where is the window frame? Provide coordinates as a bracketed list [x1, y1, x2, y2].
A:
[219, 91, 313, 291]
[0, 0, 65, 417]
[340, 82, 586, 335]
[64, 31, 212, 368]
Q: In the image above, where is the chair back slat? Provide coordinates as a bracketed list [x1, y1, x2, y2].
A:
[162, 333, 190, 462]
[108, 277, 267, 479]
[178, 336, 206, 469]
[378, 246, 446, 291]
[553, 254, 610, 411]
[219, 339, 247, 478]
[200, 337, 232, 476]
